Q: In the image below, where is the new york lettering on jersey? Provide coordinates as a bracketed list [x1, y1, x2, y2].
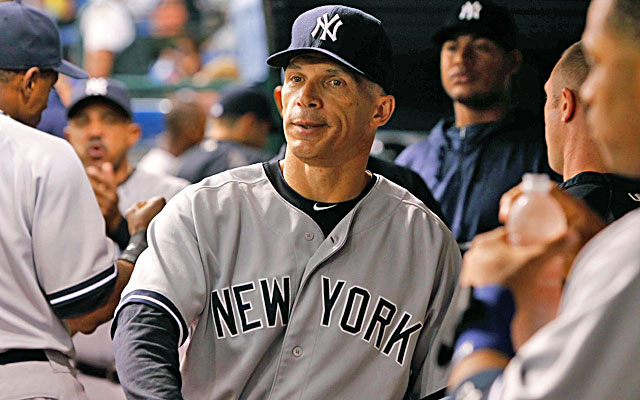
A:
[210, 275, 423, 366]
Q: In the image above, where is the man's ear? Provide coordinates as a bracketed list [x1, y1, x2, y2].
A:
[507, 49, 523, 76]
[560, 88, 577, 123]
[273, 85, 284, 116]
[20, 67, 41, 97]
[127, 122, 142, 148]
[371, 95, 395, 128]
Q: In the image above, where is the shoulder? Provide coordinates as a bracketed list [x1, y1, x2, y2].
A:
[183, 163, 270, 200]
[0, 115, 82, 173]
[367, 175, 448, 230]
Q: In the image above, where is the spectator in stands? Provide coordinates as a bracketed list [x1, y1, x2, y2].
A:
[63, 77, 189, 399]
[395, 0, 555, 251]
[177, 85, 272, 183]
[79, 0, 136, 77]
[447, 0, 640, 398]
[545, 41, 640, 222]
[137, 97, 207, 176]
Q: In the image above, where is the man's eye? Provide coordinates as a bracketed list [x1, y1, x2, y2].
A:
[290, 76, 302, 83]
[330, 80, 343, 86]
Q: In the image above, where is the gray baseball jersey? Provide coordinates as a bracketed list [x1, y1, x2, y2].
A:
[0, 112, 118, 356]
[491, 208, 640, 399]
[116, 168, 189, 215]
[115, 163, 461, 399]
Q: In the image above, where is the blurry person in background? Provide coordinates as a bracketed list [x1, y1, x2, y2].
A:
[63, 77, 189, 399]
[79, 0, 136, 77]
[396, 0, 555, 252]
[64, 77, 188, 250]
[137, 97, 207, 176]
[176, 85, 272, 183]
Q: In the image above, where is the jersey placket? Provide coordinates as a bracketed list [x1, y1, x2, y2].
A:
[267, 209, 356, 399]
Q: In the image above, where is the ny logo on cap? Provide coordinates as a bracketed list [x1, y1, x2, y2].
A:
[85, 78, 109, 96]
[459, 1, 483, 21]
[311, 13, 343, 42]
[629, 193, 640, 202]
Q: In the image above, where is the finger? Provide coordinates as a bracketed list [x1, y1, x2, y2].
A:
[144, 196, 167, 214]
[469, 226, 508, 246]
[499, 185, 522, 224]
[101, 162, 116, 183]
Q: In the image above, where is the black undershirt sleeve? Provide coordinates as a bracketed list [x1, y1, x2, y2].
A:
[113, 303, 183, 400]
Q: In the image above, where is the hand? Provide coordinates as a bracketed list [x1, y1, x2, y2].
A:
[461, 227, 579, 289]
[86, 163, 121, 234]
[499, 184, 606, 244]
[125, 196, 166, 234]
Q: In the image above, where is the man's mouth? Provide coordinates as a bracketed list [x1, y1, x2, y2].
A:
[292, 120, 326, 130]
[87, 142, 106, 159]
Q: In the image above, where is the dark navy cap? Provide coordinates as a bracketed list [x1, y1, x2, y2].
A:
[267, 5, 394, 93]
[67, 78, 132, 119]
[0, 0, 88, 78]
[432, 1, 518, 51]
[210, 86, 272, 124]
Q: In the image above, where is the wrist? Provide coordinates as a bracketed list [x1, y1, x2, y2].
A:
[118, 231, 148, 265]
[452, 285, 516, 363]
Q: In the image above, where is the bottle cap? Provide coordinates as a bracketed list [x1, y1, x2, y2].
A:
[521, 173, 552, 193]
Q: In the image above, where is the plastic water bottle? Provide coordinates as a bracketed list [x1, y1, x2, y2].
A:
[506, 174, 567, 246]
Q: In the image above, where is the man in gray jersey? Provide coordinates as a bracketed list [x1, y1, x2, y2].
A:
[65, 77, 189, 251]
[446, 0, 640, 398]
[0, 2, 163, 399]
[112, 5, 461, 399]
[63, 77, 189, 398]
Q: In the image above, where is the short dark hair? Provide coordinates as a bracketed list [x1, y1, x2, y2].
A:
[607, 0, 640, 45]
[557, 42, 589, 90]
[0, 69, 21, 83]
[165, 100, 204, 140]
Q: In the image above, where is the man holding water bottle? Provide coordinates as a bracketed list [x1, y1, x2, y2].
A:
[446, 0, 640, 398]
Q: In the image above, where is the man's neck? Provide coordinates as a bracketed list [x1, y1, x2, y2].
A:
[562, 122, 608, 181]
[562, 149, 607, 182]
[280, 155, 370, 203]
[453, 102, 507, 128]
[113, 160, 134, 186]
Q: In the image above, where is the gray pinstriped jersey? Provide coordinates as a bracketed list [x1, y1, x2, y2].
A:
[0, 113, 117, 357]
[116, 163, 461, 399]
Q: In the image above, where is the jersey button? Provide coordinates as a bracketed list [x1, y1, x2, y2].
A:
[304, 232, 314, 241]
[292, 346, 303, 357]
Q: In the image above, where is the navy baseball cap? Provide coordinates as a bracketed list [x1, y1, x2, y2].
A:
[267, 5, 394, 93]
[0, 0, 88, 78]
[67, 78, 132, 119]
[432, 1, 518, 51]
[211, 86, 272, 124]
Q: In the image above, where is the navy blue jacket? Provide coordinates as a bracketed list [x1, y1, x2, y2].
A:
[396, 109, 556, 249]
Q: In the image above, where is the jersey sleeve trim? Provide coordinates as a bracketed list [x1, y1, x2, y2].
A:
[113, 289, 189, 346]
[46, 264, 118, 318]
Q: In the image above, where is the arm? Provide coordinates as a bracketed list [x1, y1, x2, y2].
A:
[64, 197, 165, 335]
[113, 303, 183, 399]
[448, 186, 606, 393]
